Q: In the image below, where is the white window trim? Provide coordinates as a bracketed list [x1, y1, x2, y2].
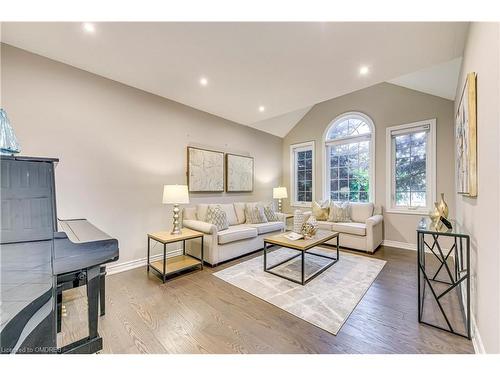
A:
[290, 140, 315, 207]
[385, 119, 437, 215]
[322, 111, 376, 203]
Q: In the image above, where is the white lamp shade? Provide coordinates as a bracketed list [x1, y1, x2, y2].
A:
[273, 187, 288, 199]
[162, 185, 190, 204]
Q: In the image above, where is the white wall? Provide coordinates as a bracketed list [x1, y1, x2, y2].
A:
[454, 22, 500, 354]
[0, 44, 283, 266]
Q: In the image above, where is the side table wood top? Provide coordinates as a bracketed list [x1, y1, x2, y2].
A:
[147, 228, 203, 244]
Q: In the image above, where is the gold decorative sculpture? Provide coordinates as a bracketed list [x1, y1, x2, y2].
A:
[429, 193, 449, 226]
[301, 220, 318, 239]
[429, 203, 441, 223]
[437, 193, 449, 219]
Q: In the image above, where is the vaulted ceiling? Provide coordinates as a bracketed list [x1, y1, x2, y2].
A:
[1, 22, 468, 136]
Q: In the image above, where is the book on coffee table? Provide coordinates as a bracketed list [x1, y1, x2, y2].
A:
[283, 232, 303, 241]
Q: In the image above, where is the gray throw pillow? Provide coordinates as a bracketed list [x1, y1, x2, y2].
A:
[245, 206, 268, 224]
[328, 202, 351, 222]
[262, 203, 279, 222]
[205, 205, 229, 231]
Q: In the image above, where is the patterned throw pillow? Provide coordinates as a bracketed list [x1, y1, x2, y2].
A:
[312, 200, 330, 221]
[205, 205, 229, 231]
[262, 203, 279, 222]
[245, 205, 268, 224]
[328, 202, 351, 222]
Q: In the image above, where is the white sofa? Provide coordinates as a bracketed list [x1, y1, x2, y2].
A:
[315, 202, 383, 253]
[182, 203, 286, 266]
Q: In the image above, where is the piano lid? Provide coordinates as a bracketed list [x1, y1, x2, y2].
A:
[54, 219, 119, 275]
[58, 219, 113, 243]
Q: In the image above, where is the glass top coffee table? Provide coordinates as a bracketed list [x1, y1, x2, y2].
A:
[263, 230, 339, 285]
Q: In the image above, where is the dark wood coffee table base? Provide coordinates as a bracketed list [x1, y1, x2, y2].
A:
[263, 233, 339, 285]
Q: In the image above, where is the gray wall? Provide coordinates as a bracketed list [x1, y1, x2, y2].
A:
[0, 44, 283, 266]
[454, 22, 500, 354]
[283, 82, 456, 245]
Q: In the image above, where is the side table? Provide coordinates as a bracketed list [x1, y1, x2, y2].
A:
[416, 217, 470, 339]
[147, 228, 204, 283]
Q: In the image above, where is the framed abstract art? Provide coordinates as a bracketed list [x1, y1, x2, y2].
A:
[225, 153, 254, 192]
[455, 72, 477, 197]
[187, 146, 224, 192]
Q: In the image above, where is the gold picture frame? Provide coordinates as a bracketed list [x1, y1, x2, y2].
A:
[456, 72, 477, 197]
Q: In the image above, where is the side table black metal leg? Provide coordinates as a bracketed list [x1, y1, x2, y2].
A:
[263, 241, 267, 271]
[147, 236, 150, 272]
[417, 232, 422, 322]
[183, 239, 186, 255]
[200, 236, 204, 270]
[162, 243, 166, 283]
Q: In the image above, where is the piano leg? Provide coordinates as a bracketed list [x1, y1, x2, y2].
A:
[87, 266, 100, 340]
[60, 266, 103, 354]
[99, 266, 106, 316]
[57, 287, 63, 333]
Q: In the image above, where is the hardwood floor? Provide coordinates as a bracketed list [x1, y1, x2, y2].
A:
[58, 245, 474, 354]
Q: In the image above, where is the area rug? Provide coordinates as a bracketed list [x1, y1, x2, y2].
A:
[214, 247, 386, 335]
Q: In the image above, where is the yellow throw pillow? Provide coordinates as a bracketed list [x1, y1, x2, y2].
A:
[312, 200, 330, 221]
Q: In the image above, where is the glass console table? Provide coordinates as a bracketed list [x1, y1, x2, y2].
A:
[416, 217, 471, 339]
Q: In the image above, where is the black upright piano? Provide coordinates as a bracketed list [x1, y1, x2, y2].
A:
[0, 155, 119, 354]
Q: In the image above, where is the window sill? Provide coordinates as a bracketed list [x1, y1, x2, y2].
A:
[385, 208, 429, 216]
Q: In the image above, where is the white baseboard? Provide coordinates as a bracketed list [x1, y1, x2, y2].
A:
[471, 312, 485, 353]
[106, 248, 183, 275]
[382, 240, 417, 251]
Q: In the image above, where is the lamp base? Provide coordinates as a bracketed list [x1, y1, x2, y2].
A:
[278, 199, 282, 213]
[171, 204, 182, 235]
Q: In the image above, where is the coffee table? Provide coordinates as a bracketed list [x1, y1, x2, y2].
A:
[263, 230, 339, 285]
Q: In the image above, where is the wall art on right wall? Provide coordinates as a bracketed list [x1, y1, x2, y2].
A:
[456, 72, 477, 197]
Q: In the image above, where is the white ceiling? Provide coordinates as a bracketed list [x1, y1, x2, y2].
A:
[250, 106, 312, 137]
[1, 22, 468, 136]
[389, 57, 463, 100]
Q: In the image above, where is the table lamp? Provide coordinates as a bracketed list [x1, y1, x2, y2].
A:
[162, 185, 190, 235]
[273, 186, 288, 213]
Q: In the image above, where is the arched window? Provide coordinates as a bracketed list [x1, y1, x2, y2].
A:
[324, 112, 375, 203]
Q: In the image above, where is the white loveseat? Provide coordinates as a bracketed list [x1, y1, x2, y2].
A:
[182, 203, 286, 266]
[315, 202, 383, 253]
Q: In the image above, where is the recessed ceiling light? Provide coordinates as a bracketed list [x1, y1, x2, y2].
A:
[199, 77, 208, 86]
[258, 106, 265, 112]
[359, 66, 369, 75]
[83, 23, 95, 33]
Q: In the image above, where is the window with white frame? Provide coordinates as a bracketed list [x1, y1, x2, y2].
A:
[324, 112, 375, 202]
[290, 141, 314, 206]
[386, 119, 436, 213]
